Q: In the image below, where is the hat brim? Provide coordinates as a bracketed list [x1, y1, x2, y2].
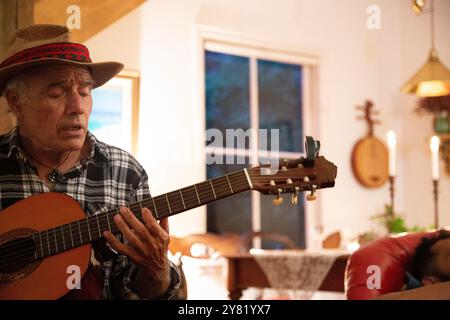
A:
[0, 58, 124, 95]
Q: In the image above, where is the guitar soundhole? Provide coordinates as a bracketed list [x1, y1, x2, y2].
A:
[0, 228, 41, 284]
[0, 237, 35, 274]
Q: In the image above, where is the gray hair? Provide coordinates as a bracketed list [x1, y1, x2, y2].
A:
[2, 73, 30, 105]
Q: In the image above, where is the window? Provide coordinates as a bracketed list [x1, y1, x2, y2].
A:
[204, 41, 314, 249]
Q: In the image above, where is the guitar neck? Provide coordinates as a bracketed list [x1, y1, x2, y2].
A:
[32, 169, 253, 260]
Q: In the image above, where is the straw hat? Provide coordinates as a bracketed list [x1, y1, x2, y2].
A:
[0, 24, 124, 94]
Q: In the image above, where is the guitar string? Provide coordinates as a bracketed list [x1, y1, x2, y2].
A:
[0, 170, 313, 264]
[0, 174, 251, 260]
[0, 183, 252, 265]
[0, 172, 313, 262]
[0, 173, 253, 263]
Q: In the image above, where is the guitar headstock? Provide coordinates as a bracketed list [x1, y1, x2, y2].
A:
[247, 136, 337, 205]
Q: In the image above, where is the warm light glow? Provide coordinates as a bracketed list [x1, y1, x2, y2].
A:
[430, 136, 440, 180]
[346, 241, 360, 253]
[416, 81, 450, 97]
[387, 130, 397, 148]
[387, 130, 397, 176]
[412, 0, 425, 15]
[430, 135, 440, 152]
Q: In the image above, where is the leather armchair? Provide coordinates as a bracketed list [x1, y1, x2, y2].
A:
[345, 231, 439, 300]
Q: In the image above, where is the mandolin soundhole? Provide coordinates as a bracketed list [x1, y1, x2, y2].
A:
[0, 228, 41, 284]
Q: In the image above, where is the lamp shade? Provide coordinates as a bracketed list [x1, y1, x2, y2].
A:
[401, 49, 450, 97]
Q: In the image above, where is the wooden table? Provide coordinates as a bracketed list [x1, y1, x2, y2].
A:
[224, 252, 350, 300]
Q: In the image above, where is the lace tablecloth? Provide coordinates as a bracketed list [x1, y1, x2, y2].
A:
[251, 249, 347, 299]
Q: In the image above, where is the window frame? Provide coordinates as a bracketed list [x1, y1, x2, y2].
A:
[197, 26, 320, 248]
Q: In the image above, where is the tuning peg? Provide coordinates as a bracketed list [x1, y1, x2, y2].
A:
[306, 186, 317, 201]
[270, 180, 276, 186]
[281, 166, 287, 171]
[297, 163, 304, 168]
[272, 189, 283, 206]
[291, 186, 300, 205]
[291, 193, 298, 205]
[286, 178, 293, 184]
[303, 176, 310, 183]
[306, 193, 317, 201]
[291, 193, 297, 205]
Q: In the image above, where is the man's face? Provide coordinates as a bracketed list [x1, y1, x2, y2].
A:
[11, 64, 94, 152]
[430, 237, 450, 281]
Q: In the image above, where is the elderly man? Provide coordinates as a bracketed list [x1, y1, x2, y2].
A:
[0, 24, 181, 299]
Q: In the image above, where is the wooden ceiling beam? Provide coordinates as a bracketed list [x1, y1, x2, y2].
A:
[33, 0, 145, 43]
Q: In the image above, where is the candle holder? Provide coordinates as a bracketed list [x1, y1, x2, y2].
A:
[433, 179, 439, 229]
[388, 175, 395, 212]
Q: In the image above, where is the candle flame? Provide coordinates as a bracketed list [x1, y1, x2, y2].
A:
[430, 136, 440, 152]
[387, 130, 397, 148]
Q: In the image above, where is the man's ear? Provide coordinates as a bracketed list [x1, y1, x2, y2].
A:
[5, 90, 22, 118]
[422, 276, 440, 286]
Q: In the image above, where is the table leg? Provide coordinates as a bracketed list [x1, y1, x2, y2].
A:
[228, 289, 243, 300]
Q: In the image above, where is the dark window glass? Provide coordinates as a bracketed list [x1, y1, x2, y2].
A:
[258, 59, 303, 153]
[205, 51, 250, 149]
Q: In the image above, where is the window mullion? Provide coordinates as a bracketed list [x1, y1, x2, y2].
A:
[250, 56, 261, 249]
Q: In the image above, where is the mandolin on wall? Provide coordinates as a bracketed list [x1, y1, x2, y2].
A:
[351, 100, 389, 188]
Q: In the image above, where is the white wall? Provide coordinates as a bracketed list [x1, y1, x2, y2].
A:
[86, 0, 450, 241]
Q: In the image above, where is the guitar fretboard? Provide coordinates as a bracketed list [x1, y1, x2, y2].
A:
[32, 169, 252, 260]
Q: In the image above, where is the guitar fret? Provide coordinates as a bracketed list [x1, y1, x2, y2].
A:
[166, 191, 183, 213]
[61, 225, 66, 251]
[243, 168, 253, 189]
[193, 184, 201, 204]
[228, 171, 249, 193]
[69, 222, 74, 248]
[77, 220, 83, 244]
[225, 174, 234, 193]
[154, 196, 170, 218]
[139, 202, 143, 211]
[165, 194, 172, 214]
[53, 228, 58, 253]
[38, 231, 43, 258]
[96, 214, 101, 238]
[209, 180, 217, 199]
[196, 181, 215, 203]
[151, 198, 159, 218]
[86, 218, 92, 241]
[179, 189, 186, 209]
[46, 230, 51, 255]
[32, 233, 38, 260]
[106, 212, 112, 232]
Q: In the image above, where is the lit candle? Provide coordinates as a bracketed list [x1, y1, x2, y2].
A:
[387, 130, 397, 176]
[430, 136, 440, 180]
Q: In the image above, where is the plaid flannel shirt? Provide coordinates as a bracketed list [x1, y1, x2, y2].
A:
[0, 127, 180, 300]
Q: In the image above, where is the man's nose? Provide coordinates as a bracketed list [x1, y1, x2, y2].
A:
[65, 91, 85, 114]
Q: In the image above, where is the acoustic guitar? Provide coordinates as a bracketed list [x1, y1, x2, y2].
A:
[0, 137, 337, 299]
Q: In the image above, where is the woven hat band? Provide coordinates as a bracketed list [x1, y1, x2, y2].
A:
[0, 42, 91, 69]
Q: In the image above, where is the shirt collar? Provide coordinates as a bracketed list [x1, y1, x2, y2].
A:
[6, 127, 24, 159]
[85, 131, 109, 164]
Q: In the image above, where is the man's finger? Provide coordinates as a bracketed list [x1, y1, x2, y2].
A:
[102, 231, 132, 256]
[159, 217, 169, 234]
[119, 207, 152, 243]
[113, 212, 148, 253]
[142, 208, 169, 241]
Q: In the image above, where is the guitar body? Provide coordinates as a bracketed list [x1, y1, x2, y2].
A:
[0, 193, 91, 300]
